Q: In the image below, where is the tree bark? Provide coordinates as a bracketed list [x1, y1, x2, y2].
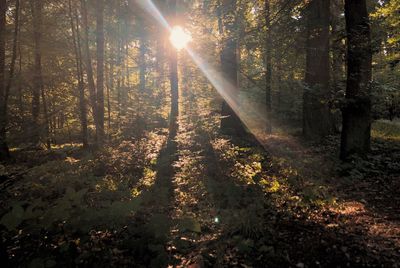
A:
[41, 88, 51, 148]
[31, 0, 43, 146]
[107, 49, 113, 135]
[139, 19, 147, 94]
[168, 0, 178, 139]
[96, 0, 105, 143]
[80, 0, 99, 143]
[340, 0, 372, 159]
[69, 0, 88, 147]
[265, 0, 272, 134]
[219, 0, 246, 136]
[303, 0, 333, 140]
[0, 0, 8, 159]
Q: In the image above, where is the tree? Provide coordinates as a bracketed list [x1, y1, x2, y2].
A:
[69, 0, 88, 147]
[168, 0, 179, 138]
[96, 0, 105, 143]
[138, 17, 147, 94]
[303, 0, 333, 140]
[219, 0, 246, 136]
[0, 0, 7, 159]
[340, 0, 372, 159]
[81, 0, 101, 144]
[264, 0, 272, 134]
[31, 0, 43, 146]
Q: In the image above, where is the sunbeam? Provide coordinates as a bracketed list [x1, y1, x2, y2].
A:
[135, 0, 268, 143]
[186, 48, 267, 139]
[134, 0, 171, 31]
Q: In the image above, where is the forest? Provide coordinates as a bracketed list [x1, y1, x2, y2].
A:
[0, 0, 399, 267]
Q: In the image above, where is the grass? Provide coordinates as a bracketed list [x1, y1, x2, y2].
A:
[372, 119, 400, 141]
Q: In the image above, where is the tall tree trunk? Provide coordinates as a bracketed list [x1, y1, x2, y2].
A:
[80, 0, 98, 143]
[31, 0, 43, 146]
[41, 88, 50, 148]
[264, 0, 272, 134]
[116, 18, 122, 124]
[0, 0, 19, 159]
[330, 0, 345, 90]
[168, 0, 178, 139]
[219, 0, 246, 136]
[69, 0, 88, 147]
[96, 0, 105, 143]
[155, 22, 164, 91]
[107, 49, 113, 135]
[303, 0, 333, 140]
[6, 0, 20, 96]
[17, 19, 23, 119]
[139, 20, 147, 94]
[125, 38, 130, 90]
[0, 0, 8, 159]
[330, 0, 345, 132]
[340, 0, 372, 159]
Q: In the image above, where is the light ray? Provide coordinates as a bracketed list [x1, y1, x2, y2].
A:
[135, 0, 268, 143]
[134, 0, 171, 31]
[186, 48, 267, 141]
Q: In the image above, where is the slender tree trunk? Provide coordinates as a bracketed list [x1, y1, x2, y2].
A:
[41, 88, 50, 148]
[96, 0, 105, 143]
[330, 0, 345, 132]
[80, 0, 98, 143]
[17, 21, 23, 119]
[264, 0, 272, 134]
[168, 0, 178, 138]
[276, 55, 282, 115]
[139, 20, 147, 93]
[116, 18, 122, 124]
[340, 0, 372, 159]
[0, 0, 8, 159]
[303, 0, 333, 140]
[156, 23, 164, 90]
[69, 0, 88, 147]
[330, 0, 345, 90]
[107, 50, 113, 135]
[4, 0, 19, 107]
[0, 0, 19, 159]
[219, 0, 246, 136]
[31, 0, 43, 146]
[125, 38, 130, 90]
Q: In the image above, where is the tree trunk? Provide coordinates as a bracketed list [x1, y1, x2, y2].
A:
[96, 0, 105, 143]
[330, 0, 345, 90]
[303, 0, 333, 140]
[69, 0, 88, 147]
[219, 0, 246, 136]
[41, 88, 51, 148]
[168, 0, 178, 139]
[80, 0, 98, 143]
[139, 20, 147, 94]
[107, 50, 113, 135]
[31, 0, 43, 146]
[0, 0, 8, 159]
[330, 0, 345, 133]
[340, 0, 372, 159]
[264, 0, 272, 134]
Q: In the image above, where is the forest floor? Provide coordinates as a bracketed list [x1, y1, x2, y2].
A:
[1, 96, 400, 267]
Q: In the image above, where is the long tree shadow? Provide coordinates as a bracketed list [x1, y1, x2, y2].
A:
[197, 127, 399, 267]
[120, 128, 179, 267]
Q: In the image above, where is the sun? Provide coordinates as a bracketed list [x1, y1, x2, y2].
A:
[169, 26, 192, 50]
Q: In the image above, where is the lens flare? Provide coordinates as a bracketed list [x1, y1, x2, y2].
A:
[170, 26, 192, 50]
[135, 0, 268, 145]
